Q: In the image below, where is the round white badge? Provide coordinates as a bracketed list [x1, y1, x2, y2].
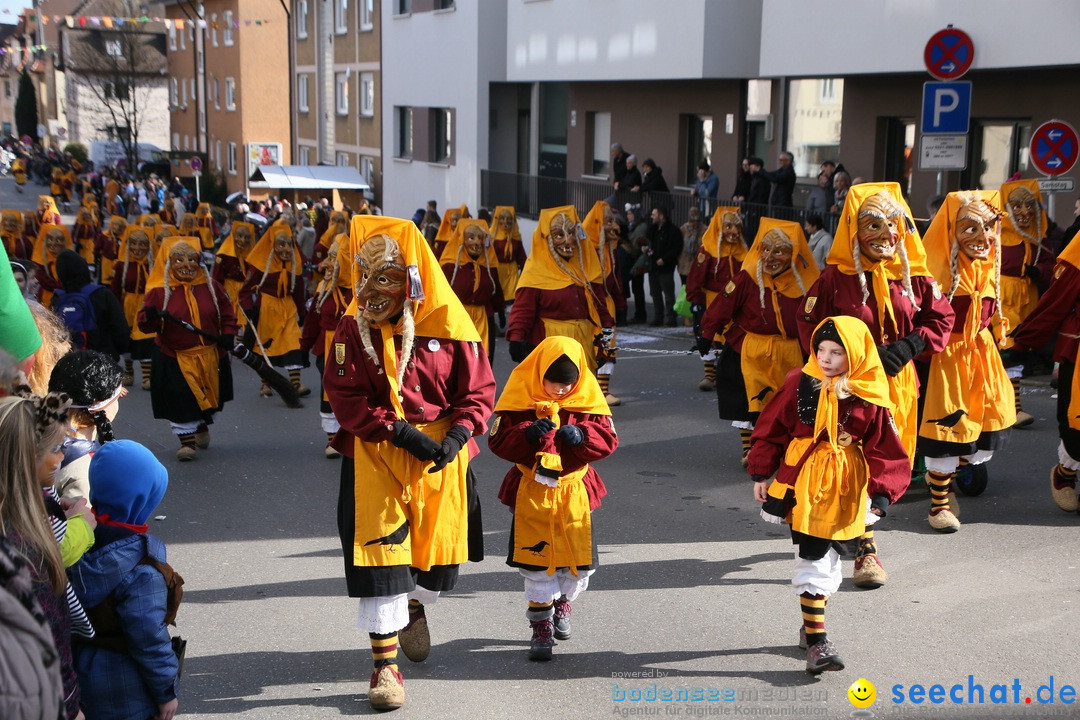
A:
[428, 339, 441, 352]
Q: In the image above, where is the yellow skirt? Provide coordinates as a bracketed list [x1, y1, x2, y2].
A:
[741, 332, 802, 412]
[919, 327, 1016, 445]
[350, 416, 469, 572]
[995, 275, 1038, 350]
[123, 292, 155, 341]
[770, 436, 868, 541]
[512, 464, 591, 573]
[541, 317, 597, 374]
[257, 294, 301, 359]
[497, 261, 519, 302]
[464, 304, 490, 356]
[175, 344, 220, 411]
[889, 363, 918, 467]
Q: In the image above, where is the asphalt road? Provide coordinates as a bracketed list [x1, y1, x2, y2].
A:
[4, 175, 1078, 719]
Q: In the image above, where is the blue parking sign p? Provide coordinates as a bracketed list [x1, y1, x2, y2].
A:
[921, 81, 971, 135]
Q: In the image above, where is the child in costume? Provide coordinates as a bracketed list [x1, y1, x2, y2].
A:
[111, 225, 156, 390]
[917, 191, 1014, 532]
[700, 218, 819, 465]
[686, 207, 748, 391]
[748, 317, 908, 674]
[31, 223, 75, 307]
[1012, 230, 1080, 513]
[72, 440, 181, 720]
[1, 208, 33, 260]
[488, 336, 617, 661]
[240, 223, 309, 397]
[138, 236, 237, 461]
[797, 182, 954, 589]
[582, 200, 626, 405]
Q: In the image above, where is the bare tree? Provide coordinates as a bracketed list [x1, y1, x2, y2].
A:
[63, 0, 166, 170]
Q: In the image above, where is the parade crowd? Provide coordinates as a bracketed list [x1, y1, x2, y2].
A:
[4, 146, 1080, 716]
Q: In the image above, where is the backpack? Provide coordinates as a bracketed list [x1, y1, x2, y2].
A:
[53, 284, 102, 349]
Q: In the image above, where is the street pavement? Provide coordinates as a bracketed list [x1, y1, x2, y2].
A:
[4, 175, 1079, 719]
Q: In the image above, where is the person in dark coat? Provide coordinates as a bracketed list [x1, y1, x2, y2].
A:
[747, 157, 771, 206]
[53, 250, 129, 361]
[645, 206, 683, 326]
[760, 151, 797, 208]
[637, 158, 670, 195]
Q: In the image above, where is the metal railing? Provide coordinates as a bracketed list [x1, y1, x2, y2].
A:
[480, 170, 840, 235]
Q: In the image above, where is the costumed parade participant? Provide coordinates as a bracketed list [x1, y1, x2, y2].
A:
[11, 153, 27, 192]
[917, 190, 1014, 533]
[213, 220, 256, 332]
[179, 212, 214, 251]
[38, 195, 61, 227]
[798, 182, 954, 589]
[490, 206, 527, 320]
[488, 336, 617, 661]
[505, 206, 614, 377]
[23, 210, 40, 244]
[322, 216, 495, 711]
[31, 224, 75, 307]
[137, 236, 237, 461]
[439, 218, 504, 361]
[432, 204, 469, 258]
[582, 200, 626, 405]
[195, 202, 219, 243]
[748, 317, 908, 674]
[311, 209, 349, 283]
[98, 215, 128, 287]
[71, 206, 100, 272]
[686, 207, 748, 392]
[997, 178, 1055, 428]
[1012, 230, 1080, 513]
[299, 229, 353, 457]
[1, 208, 33, 260]
[240, 223, 309, 397]
[111, 225, 156, 390]
[699, 218, 818, 465]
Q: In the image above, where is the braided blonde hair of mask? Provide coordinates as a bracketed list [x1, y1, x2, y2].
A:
[896, 239, 920, 312]
[352, 234, 412, 380]
[450, 236, 497, 290]
[713, 217, 744, 280]
[315, 243, 341, 312]
[163, 254, 221, 325]
[120, 231, 152, 296]
[547, 215, 604, 317]
[256, 242, 297, 294]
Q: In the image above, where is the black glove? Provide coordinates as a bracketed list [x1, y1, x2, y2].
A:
[690, 303, 705, 316]
[428, 424, 471, 473]
[143, 304, 160, 322]
[390, 420, 442, 461]
[1024, 264, 1041, 281]
[216, 333, 235, 351]
[524, 417, 557, 444]
[508, 340, 528, 363]
[555, 424, 584, 446]
[877, 332, 926, 376]
[498, 311, 507, 329]
[870, 494, 890, 517]
[696, 335, 713, 356]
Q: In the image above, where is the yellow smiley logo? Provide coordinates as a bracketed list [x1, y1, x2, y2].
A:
[847, 678, 876, 709]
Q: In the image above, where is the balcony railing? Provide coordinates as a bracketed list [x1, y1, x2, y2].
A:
[480, 170, 840, 237]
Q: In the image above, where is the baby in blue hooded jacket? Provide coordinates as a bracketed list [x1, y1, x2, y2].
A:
[69, 440, 181, 720]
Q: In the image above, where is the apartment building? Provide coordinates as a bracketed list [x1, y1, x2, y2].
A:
[291, 0, 382, 203]
[380, 0, 1080, 228]
[164, 0, 289, 194]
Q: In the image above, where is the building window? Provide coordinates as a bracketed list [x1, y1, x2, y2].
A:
[337, 152, 350, 167]
[359, 0, 373, 30]
[210, 13, 218, 47]
[170, 78, 178, 105]
[172, 132, 179, 149]
[105, 39, 122, 57]
[225, 77, 236, 111]
[681, 113, 712, 185]
[297, 0, 308, 39]
[298, 75, 309, 112]
[169, 24, 176, 50]
[227, 142, 237, 174]
[396, 0, 410, 15]
[183, 135, 189, 150]
[181, 80, 187, 105]
[335, 0, 348, 34]
[360, 155, 374, 186]
[430, 107, 452, 163]
[359, 72, 374, 117]
[214, 78, 220, 109]
[964, 120, 1033, 191]
[586, 111, 611, 176]
[215, 140, 222, 168]
[434, 0, 455, 9]
[224, 11, 234, 45]
[299, 146, 311, 164]
[188, 23, 194, 43]
[335, 72, 349, 115]
[786, 78, 844, 179]
[179, 24, 186, 49]
[395, 106, 412, 159]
